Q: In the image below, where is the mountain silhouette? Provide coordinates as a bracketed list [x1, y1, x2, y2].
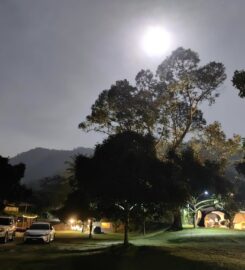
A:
[10, 147, 93, 189]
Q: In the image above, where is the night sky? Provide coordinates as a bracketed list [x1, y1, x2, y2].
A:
[1, 0, 245, 157]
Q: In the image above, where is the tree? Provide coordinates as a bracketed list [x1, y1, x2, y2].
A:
[78, 47, 227, 231]
[188, 121, 242, 225]
[60, 154, 99, 239]
[189, 121, 241, 170]
[222, 158, 245, 226]
[0, 156, 30, 211]
[92, 132, 161, 245]
[70, 132, 188, 244]
[33, 175, 71, 213]
[80, 47, 226, 153]
[169, 148, 233, 228]
[233, 158, 245, 210]
[232, 70, 245, 98]
[155, 47, 226, 150]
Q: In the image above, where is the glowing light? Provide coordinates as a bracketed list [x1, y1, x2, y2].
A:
[101, 222, 111, 229]
[142, 26, 171, 57]
[22, 214, 38, 219]
[68, 218, 75, 225]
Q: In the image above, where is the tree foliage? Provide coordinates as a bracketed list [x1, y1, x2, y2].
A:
[223, 159, 245, 222]
[234, 158, 245, 209]
[232, 70, 245, 98]
[80, 47, 226, 152]
[168, 147, 233, 228]
[0, 156, 30, 210]
[68, 132, 189, 243]
[171, 148, 232, 198]
[33, 175, 71, 212]
[190, 121, 241, 167]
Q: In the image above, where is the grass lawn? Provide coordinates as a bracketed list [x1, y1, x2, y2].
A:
[0, 229, 245, 270]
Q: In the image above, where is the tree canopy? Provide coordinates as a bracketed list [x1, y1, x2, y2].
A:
[33, 175, 71, 213]
[232, 70, 245, 98]
[68, 132, 189, 243]
[80, 47, 226, 152]
[0, 156, 30, 210]
[189, 121, 241, 167]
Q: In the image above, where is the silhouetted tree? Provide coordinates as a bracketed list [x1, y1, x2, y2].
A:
[78, 48, 227, 231]
[232, 158, 245, 210]
[168, 148, 233, 228]
[80, 47, 226, 153]
[60, 154, 99, 239]
[33, 175, 71, 213]
[232, 70, 245, 98]
[223, 159, 245, 226]
[69, 132, 188, 244]
[0, 156, 30, 210]
[190, 121, 241, 169]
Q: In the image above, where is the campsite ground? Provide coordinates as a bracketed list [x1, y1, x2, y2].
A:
[0, 229, 245, 270]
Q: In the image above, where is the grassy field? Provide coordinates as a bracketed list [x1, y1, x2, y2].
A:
[0, 229, 245, 270]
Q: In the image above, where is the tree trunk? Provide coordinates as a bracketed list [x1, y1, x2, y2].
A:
[143, 218, 146, 236]
[227, 213, 235, 229]
[172, 120, 193, 151]
[124, 211, 129, 245]
[192, 212, 196, 228]
[88, 219, 93, 239]
[198, 212, 206, 227]
[169, 208, 183, 231]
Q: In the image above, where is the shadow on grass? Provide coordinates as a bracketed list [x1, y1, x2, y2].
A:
[167, 234, 245, 244]
[6, 244, 231, 270]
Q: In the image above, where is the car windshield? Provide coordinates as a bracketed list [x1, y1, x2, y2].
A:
[30, 224, 50, 230]
[0, 217, 12, 225]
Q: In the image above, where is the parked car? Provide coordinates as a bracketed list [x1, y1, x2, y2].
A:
[23, 222, 55, 243]
[0, 216, 16, 243]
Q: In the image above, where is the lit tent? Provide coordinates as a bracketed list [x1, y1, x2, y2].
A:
[233, 212, 245, 230]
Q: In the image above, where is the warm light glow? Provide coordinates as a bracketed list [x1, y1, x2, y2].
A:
[142, 26, 171, 57]
[68, 218, 75, 224]
[23, 214, 38, 219]
[101, 222, 111, 229]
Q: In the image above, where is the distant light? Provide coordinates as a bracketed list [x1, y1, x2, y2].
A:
[204, 191, 209, 195]
[142, 26, 171, 57]
[22, 214, 38, 219]
[68, 218, 75, 224]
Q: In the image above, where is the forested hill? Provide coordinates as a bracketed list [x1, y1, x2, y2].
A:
[10, 147, 93, 188]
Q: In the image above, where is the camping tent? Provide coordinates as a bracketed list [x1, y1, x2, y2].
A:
[233, 212, 245, 230]
[204, 211, 228, 228]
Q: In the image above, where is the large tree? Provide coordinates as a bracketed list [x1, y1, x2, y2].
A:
[0, 156, 30, 211]
[170, 148, 233, 228]
[70, 132, 188, 244]
[80, 47, 226, 153]
[60, 154, 99, 239]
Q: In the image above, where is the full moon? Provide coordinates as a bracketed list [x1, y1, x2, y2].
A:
[142, 26, 171, 57]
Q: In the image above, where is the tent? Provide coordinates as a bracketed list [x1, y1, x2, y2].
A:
[233, 212, 245, 230]
[204, 211, 228, 228]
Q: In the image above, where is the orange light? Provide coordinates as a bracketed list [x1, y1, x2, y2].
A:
[101, 222, 111, 229]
